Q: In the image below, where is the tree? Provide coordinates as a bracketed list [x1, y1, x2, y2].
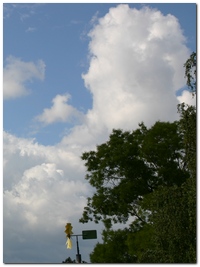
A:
[183, 52, 196, 94]
[80, 52, 196, 263]
[126, 219, 155, 262]
[79, 121, 191, 263]
[177, 103, 196, 254]
[62, 257, 76, 263]
[80, 121, 188, 227]
[90, 228, 136, 263]
[62, 257, 87, 263]
[139, 52, 196, 263]
[178, 103, 196, 178]
[141, 184, 195, 263]
[141, 52, 196, 263]
[175, 51, 196, 262]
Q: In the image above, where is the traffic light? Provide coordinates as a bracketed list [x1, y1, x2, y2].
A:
[65, 223, 73, 238]
[64, 223, 73, 249]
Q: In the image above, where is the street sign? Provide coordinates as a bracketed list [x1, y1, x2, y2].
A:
[82, 230, 97, 239]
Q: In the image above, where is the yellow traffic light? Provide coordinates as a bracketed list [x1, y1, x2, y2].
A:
[64, 223, 73, 249]
[64, 223, 73, 238]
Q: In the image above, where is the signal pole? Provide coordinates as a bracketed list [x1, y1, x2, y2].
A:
[75, 235, 81, 263]
[64, 223, 97, 263]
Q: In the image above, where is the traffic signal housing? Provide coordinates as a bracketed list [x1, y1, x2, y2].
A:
[65, 223, 73, 239]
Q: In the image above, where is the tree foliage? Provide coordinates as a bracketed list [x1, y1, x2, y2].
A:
[80, 121, 188, 227]
[62, 257, 76, 263]
[90, 228, 136, 263]
[141, 183, 196, 263]
[62, 257, 87, 264]
[184, 52, 196, 94]
[80, 52, 196, 263]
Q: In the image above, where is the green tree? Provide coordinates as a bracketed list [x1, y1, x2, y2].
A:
[80, 52, 196, 263]
[126, 220, 155, 262]
[62, 257, 76, 263]
[139, 52, 196, 263]
[62, 257, 87, 263]
[175, 51, 196, 262]
[177, 103, 196, 257]
[180, 51, 196, 260]
[141, 184, 195, 263]
[80, 121, 188, 227]
[90, 228, 136, 263]
[183, 52, 196, 94]
[178, 103, 196, 178]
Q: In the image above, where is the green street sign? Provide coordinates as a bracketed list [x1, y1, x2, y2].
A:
[82, 230, 97, 240]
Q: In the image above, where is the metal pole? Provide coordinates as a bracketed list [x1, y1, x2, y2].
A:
[76, 235, 80, 255]
[76, 235, 81, 263]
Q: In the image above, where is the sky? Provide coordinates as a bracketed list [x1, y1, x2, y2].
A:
[3, 2, 197, 264]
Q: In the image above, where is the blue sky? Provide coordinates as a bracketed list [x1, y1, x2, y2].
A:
[3, 2, 196, 264]
[3, 3, 196, 145]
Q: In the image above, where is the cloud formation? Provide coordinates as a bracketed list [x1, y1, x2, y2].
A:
[35, 94, 84, 125]
[61, 4, 193, 149]
[177, 90, 196, 106]
[3, 131, 93, 263]
[3, 56, 45, 99]
[82, 4, 191, 131]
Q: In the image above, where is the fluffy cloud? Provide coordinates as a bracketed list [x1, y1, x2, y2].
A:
[177, 90, 196, 106]
[81, 4, 190, 132]
[3, 56, 45, 99]
[3, 131, 86, 190]
[3, 131, 97, 263]
[4, 162, 88, 227]
[35, 94, 84, 125]
[61, 4, 192, 149]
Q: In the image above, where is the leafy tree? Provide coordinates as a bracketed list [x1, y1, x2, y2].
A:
[175, 52, 196, 262]
[126, 220, 155, 262]
[183, 52, 196, 94]
[62, 257, 87, 263]
[141, 183, 195, 263]
[178, 103, 196, 178]
[80, 52, 196, 263]
[80, 121, 188, 227]
[140, 52, 196, 263]
[62, 257, 76, 263]
[90, 228, 136, 263]
[177, 103, 196, 253]
[79, 121, 190, 263]
[181, 50, 196, 250]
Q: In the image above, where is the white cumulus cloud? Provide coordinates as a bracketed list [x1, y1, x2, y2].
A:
[61, 4, 192, 149]
[3, 131, 95, 262]
[177, 90, 196, 106]
[81, 4, 191, 132]
[35, 93, 84, 125]
[3, 56, 45, 99]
